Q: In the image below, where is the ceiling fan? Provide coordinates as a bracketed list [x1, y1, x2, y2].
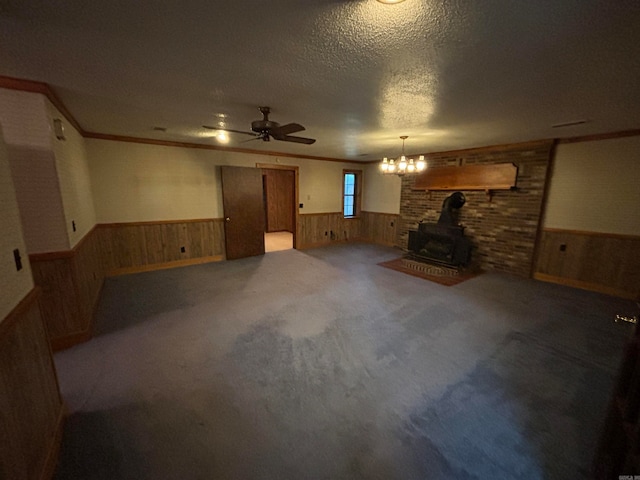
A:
[203, 106, 316, 144]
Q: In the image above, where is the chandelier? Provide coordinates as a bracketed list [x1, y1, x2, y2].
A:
[380, 136, 426, 175]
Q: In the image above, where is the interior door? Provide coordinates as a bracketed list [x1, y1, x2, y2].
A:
[221, 166, 265, 260]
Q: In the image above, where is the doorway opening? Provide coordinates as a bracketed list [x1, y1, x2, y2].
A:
[264, 231, 293, 252]
[258, 163, 299, 253]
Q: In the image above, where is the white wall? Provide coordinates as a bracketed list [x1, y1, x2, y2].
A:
[544, 136, 640, 235]
[363, 163, 401, 214]
[0, 127, 34, 321]
[86, 139, 362, 222]
[46, 100, 96, 247]
[0, 88, 69, 253]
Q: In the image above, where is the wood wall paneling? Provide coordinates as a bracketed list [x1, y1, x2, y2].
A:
[30, 258, 80, 341]
[298, 211, 400, 249]
[361, 211, 400, 247]
[72, 227, 105, 323]
[534, 229, 640, 299]
[30, 226, 105, 350]
[100, 219, 225, 275]
[0, 289, 64, 480]
[263, 169, 295, 233]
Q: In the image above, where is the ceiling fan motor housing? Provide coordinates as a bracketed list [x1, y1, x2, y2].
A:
[251, 119, 279, 133]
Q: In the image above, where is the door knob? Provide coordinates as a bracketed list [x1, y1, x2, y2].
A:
[225, 217, 231, 222]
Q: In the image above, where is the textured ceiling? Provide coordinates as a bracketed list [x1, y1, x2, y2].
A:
[1, 0, 639, 161]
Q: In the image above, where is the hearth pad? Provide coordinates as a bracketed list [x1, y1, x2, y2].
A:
[378, 258, 478, 286]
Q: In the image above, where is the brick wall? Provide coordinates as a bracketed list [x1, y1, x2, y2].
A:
[398, 141, 553, 277]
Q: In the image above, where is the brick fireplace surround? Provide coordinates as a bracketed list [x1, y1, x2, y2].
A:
[398, 140, 554, 277]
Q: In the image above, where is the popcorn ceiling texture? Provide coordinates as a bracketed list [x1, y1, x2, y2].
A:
[398, 142, 553, 277]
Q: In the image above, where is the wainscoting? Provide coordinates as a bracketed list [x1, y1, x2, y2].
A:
[360, 211, 399, 247]
[29, 214, 396, 350]
[534, 228, 640, 299]
[29, 219, 225, 350]
[100, 219, 225, 275]
[298, 212, 361, 248]
[0, 289, 64, 480]
[298, 211, 399, 249]
[30, 226, 105, 350]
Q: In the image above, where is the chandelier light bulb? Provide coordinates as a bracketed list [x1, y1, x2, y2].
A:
[398, 155, 407, 171]
[380, 136, 425, 176]
[388, 159, 396, 173]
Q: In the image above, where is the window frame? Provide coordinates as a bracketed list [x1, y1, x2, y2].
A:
[342, 169, 362, 218]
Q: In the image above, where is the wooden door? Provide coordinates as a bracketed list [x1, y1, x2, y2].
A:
[263, 169, 295, 233]
[221, 166, 265, 260]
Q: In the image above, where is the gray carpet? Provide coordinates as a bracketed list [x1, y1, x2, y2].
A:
[53, 243, 635, 479]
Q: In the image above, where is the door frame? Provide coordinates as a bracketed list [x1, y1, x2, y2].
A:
[256, 163, 299, 249]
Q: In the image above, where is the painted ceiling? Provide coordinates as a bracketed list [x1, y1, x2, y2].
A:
[1, 0, 639, 161]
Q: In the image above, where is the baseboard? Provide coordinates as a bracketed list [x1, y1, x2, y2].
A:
[297, 238, 398, 250]
[106, 255, 224, 276]
[51, 328, 92, 352]
[297, 240, 348, 250]
[352, 237, 397, 248]
[39, 403, 65, 480]
[533, 272, 638, 300]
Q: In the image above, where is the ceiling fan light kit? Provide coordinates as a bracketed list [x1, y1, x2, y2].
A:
[203, 106, 316, 145]
[381, 136, 426, 176]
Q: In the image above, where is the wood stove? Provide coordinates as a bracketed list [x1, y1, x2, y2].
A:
[407, 192, 471, 267]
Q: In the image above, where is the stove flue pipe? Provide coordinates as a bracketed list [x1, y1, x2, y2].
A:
[437, 191, 466, 226]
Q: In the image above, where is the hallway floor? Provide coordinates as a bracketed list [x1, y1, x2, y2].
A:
[265, 231, 293, 252]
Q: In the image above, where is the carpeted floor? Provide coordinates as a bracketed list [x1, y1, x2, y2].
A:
[53, 243, 635, 479]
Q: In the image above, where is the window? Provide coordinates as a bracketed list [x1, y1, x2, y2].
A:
[343, 170, 362, 218]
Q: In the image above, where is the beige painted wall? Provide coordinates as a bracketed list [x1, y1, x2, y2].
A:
[46, 101, 97, 247]
[544, 136, 640, 235]
[86, 139, 362, 222]
[0, 88, 69, 253]
[0, 127, 34, 321]
[363, 163, 401, 214]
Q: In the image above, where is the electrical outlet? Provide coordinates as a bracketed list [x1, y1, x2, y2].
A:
[180, 246, 186, 253]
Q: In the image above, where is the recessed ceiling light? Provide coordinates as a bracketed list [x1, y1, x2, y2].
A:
[216, 131, 230, 144]
[377, 0, 406, 3]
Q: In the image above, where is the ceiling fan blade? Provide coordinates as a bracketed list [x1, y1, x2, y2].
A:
[273, 123, 305, 136]
[278, 135, 316, 145]
[240, 136, 262, 144]
[202, 126, 258, 137]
